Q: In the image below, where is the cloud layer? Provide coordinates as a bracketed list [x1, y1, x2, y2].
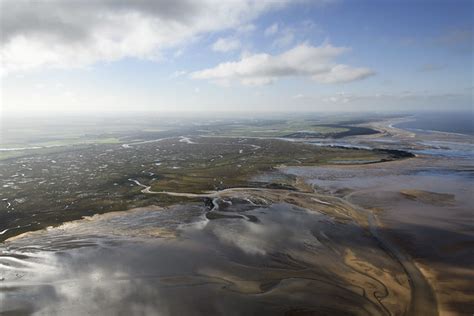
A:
[191, 43, 375, 85]
[0, 0, 288, 74]
[212, 37, 241, 52]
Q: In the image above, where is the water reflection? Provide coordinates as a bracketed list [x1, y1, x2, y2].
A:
[1, 201, 406, 315]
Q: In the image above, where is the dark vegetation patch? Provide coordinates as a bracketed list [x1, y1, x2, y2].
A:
[283, 124, 379, 139]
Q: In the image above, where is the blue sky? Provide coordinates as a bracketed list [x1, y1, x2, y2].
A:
[1, 0, 472, 113]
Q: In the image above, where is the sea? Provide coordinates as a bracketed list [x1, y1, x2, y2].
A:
[395, 111, 474, 136]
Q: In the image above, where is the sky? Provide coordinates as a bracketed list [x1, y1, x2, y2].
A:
[0, 0, 472, 114]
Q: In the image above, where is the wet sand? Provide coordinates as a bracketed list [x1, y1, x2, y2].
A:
[1, 120, 472, 315]
[1, 187, 415, 315]
[283, 143, 474, 315]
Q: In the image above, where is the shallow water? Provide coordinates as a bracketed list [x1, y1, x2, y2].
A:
[283, 152, 474, 314]
[411, 140, 474, 159]
[1, 200, 408, 315]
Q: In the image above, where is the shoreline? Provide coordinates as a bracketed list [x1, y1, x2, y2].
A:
[2, 171, 437, 315]
[2, 117, 472, 315]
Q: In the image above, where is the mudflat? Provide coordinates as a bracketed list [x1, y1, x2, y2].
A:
[1, 116, 472, 315]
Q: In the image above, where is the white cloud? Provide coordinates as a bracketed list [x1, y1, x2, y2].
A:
[0, 0, 292, 74]
[264, 23, 279, 36]
[311, 64, 374, 84]
[266, 21, 321, 48]
[191, 43, 375, 85]
[237, 23, 256, 33]
[174, 49, 184, 58]
[272, 28, 295, 48]
[211, 37, 241, 52]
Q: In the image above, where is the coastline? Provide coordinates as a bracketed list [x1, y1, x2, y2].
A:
[281, 119, 473, 315]
[1, 117, 472, 315]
